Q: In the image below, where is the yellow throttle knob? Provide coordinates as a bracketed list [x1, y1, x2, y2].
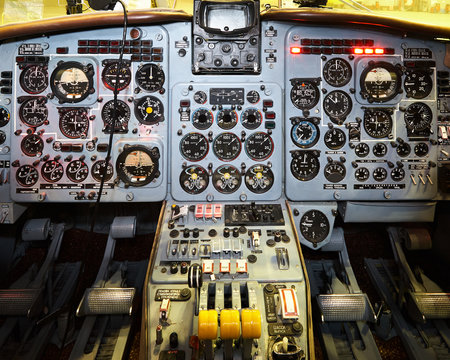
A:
[220, 309, 241, 340]
[241, 309, 261, 339]
[198, 310, 218, 340]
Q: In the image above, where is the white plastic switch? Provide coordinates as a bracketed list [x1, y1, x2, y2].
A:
[278, 288, 299, 321]
[220, 260, 231, 273]
[160, 298, 170, 321]
[202, 259, 214, 274]
[195, 204, 204, 219]
[440, 126, 448, 139]
[205, 204, 213, 219]
[213, 204, 222, 218]
[236, 259, 248, 273]
[251, 231, 260, 248]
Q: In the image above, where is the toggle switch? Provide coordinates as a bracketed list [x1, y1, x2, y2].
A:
[418, 174, 426, 185]
[278, 288, 299, 321]
[160, 298, 171, 322]
[251, 231, 260, 248]
[410, 174, 417, 185]
[426, 174, 433, 185]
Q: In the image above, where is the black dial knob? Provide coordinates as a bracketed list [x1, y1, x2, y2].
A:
[170, 263, 178, 274]
[223, 228, 230, 238]
[183, 228, 190, 238]
[233, 227, 239, 238]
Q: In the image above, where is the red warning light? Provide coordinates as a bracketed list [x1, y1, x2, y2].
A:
[290, 47, 301, 54]
[375, 48, 385, 54]
[364, 48, 374, 54]
[354, 48, 364, 54]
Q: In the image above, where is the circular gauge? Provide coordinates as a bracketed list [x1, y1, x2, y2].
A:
[245, 132, 274, 161]
[324, 128, 346, 150]
[300, 210, 330, 244]
[180, 166, 209, 194]
[101, 61, 131, 91]
[102, 99, 130, 133]
[194, 91, 207, 104]
[180, 132, 209, 161]
[135, 96, 164, 125]
[20, 65, 49, 94]
[391, 167, 405, 181]
[213, 132, 241, 161]
[135, 64, 165, 92]
[21, 134, 44, 156]
[192, 108, 213, 130]
[373, 143, 388, 157]
[212, 165, 241, 194]
[91, 160, 114, 182]
[360, 62, 402, 102]
[16, 165, 39, 187]
[116, 145, 160, 187]
[373, 167, 388, 182]
[363, 109, 393, 138]
[323, 91, 352, 121]
[59, 108, 89, 139]
[41, 160, 64, 183]
[246, 90, 260, 104]
[396, 143, 411, 157]
[19, 97, 48, 127]
[241, 109, 262, 130]
[0, 106, 10, 127]
[291, 120, 319, 149]
[291, 151, 320, 181]
[244, 164, 274, 193]
[323, 58, 352, 87]
[50, 61, 94, 103]
[404, 70, 432, 99]
[414, 142, 429, 157]
[217, 109, 238, 130]
[404, 103, 432, 133]
[290, 80, 320, 110]
[355, 167, 370, 182]
[355, 143, 370, 157]
[324, 161, 346, 183]
[66, 160, 89, 183]
[0, 130, 6, 145]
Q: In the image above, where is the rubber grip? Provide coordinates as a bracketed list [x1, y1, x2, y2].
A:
[241, 308, 261, 339]
[220, 309, 240, 339]
[198, 309, 218, 340]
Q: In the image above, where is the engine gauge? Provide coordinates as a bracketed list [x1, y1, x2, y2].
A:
[116, 145, 160, 187]
[16, 165, 39, 187]
[246, 90, 260, 104]
[41, 160, 64, 183]
[373, 142, 388, 157]
[0, 106, 10, 127]
[404, 103, 432, 133]
[300, 210, 330, 244]
[391, 167, 405, 181]
[360, 62, 402, 102]
[21, 134, 44, 156]
[396, 143, 411, 157]
[363, 109, 392, 138]
[91, 160, 114, 182]
[180, 165, 209, 194]
[404, 70, 432, 99]
[50, 61, 94, 103]
[291, 120, 319, 149]
[217, 109, 238, 130]
[66, 160, 89, 183]
[101, 61, 131, 91]
[290, 80, 320, 110]
[291, 151, 320, 181]
[241, 108, 262, 130]
[135, 96, 164, 125]
[323, 58, 352, 87]
[355, 167, 370, 182]
[213, 133, 241, 161]
[414, 142, 429, 157]
[324, 128, 346, 150]
[192, 108, 213, 130]
[373, 167, 387, 182]
[245, 132, 274, 161]
[59, 108, 89, 139]
[324, 161, 346, 183]
[0, 130, 6, 145]
[194, 91, 207, 104]
[212, 165, 241, 194]
[20, 64, 49, 94]
[135, 63, 165, 92]
[102, 99, 130, 133]
[19, 97, 48, 127]
[180, 132, 209, 161]
[323, 91, 352, 122]
[355, 143, 370, 157]
[244, 164, 274, 193]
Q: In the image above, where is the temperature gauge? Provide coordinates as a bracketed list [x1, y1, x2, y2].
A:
[66, 160, 89, 183]
[16, 165, 39, 187]
[212, 165, 241, 194]
[41, 160, 64, 183]
[192, 108, 213, 130]
[180, 165, 209, 194]
[241, 108, 262, 130]
[217, 109, 238, 130]
[245, 164, 274, 193]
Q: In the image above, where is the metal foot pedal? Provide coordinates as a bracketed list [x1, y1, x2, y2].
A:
[317, 293, 376, 322]
[77, 287, 136, 316]
[406, 292, 450, 323]
[0, 288, 44, 317]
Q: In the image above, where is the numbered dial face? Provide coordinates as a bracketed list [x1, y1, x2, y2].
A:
[0, 130, 6, 145]
[245, 164, 274, 193]
[192, 109, 213, 130]
[396, 143, 411, 157]
[404, 103, 432, 133]
[50, 61, 94, 103]
[180, 166, 209, 194]
[20, 65, 49, 94]
[323, 91, 352, 121]
[324, 128, 346, 150]
[414, 142, 429, 157]
[373, 143, 388, 157]
[241, 109, 262, 130]
[91, 160, 114, 182]
[360, 62, 401, 102]
[323, 58, 352, 87]
[245, 132, 274, 161]
[194, 91, 207, 104]
[0, 106, 10, 127]
[291, 120, 319, 148]
[300, 210, 330, 244]
[212, 165, 241, 194]
[217, 109, 238, 130]
[355, 143, 370, 157]
[135, 64, 165, 92]
[324, 161, 346, 183]
[116, 146, 160, 187]
[355, 167, 370, 182]
[41, 160, 64, 183]
[391, 167, 405, 181]
[135, 96, 164, 125]
[19, 97, 48, 127]
[21, 134, 44, 156]
[404, 70, 433, 99]
[101, 62, 131, 91]
[291, 152, 320, 181]
[180, 133, 209, 161]
[213, 133, 241, 161]
[16, 165, 39, 187]
[364, 109, 392, 138]
[102, 99, 130, 133]
[246, 90, 260, 104]
[66, 160, 89, 183]
[59, 109, 89, 139]
[290, 80, 320, 110]
[373, 167, 388, 182]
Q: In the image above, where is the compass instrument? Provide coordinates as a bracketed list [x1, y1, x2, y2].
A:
[212, 165, 241, 194]
[66, 160, 89, 183]
[180, 133, 209, 161]
[291, 119, 319, 149]
[300, 210, 330, 244]
[101, 60, 131, 91]
[20, 64, 48, 94]
[21, 134, 44, 156]
[41, 160, 64, 183]
[213, 133, 241, 161]
[102, 99, 130, 133]
[116, 145, 160, 187]
[16, 165, 39, 187]
[19, 97, 48, 127]
[323, 58, 352, 87]
[180, 165, 209, 194]
[135, 63, 165, 92]
[59, 108, 89, 139]
[135, 96, 164, 125]
[50, 61, 94, 103]
[244, 164, 274, 193]
[245, 132, 274, 161]
[192, 108, 213, 130]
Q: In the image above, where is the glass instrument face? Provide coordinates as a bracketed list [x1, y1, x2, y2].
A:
[290, 80, 320, 110]
[360, 62, 401, 102]
[291, 120, 319, 149]
[50, 61, 94, 103]
[134, 96, 164, 125]
[180, 165, 209, 194]
[16, 165, 39, 187]
[19, 97, 48, 127]
[66, 160, 89, 183]
[59, 108, 89, 139]
[291, 151, 320, 181]
[116, 146, 159, 187]
[20, 65, 49, 94]
[212, 165, 241, 194]
[363, 109, 392, 138]
[101, 61, 131, 91]
[41, 160, 64, 183]
[91, 160, 114, 182]
[180, 133, 209, 161]
[323, 58, 352, 87]
[21, 134, 44, 156]
[135, 64, 165, 92]
[300, 210, 330, 244]
[102, 99, 130, 133]
[244, 164, 274, 193]
[213, 132, 241, 161]
[245, 132, 274, 161]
